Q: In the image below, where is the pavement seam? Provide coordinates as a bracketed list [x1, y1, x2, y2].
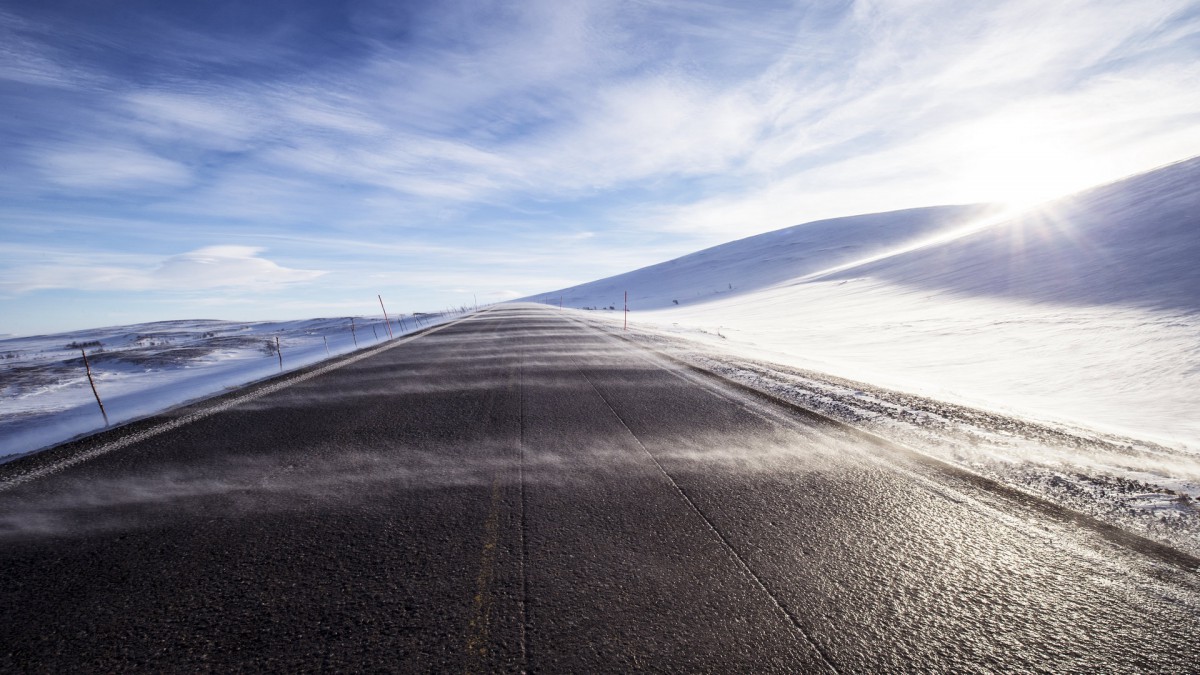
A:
[459, 313, 515, 674]
[465, 477, 504, 672]
[0, 310, 487, 493]
[517, 339, 530, 673]
[570, 358, 841, 674]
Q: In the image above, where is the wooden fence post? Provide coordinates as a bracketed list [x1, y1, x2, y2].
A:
[378, 295, 395, 339]
[80, 349, 109, 426]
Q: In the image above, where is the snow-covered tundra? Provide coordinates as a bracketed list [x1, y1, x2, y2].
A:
[0, 313, 453, 460]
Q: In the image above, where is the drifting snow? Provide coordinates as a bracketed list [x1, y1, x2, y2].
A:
[587, 320, 1200, 556]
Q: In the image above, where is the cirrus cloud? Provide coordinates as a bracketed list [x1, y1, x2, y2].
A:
[0, 246, 325, 295]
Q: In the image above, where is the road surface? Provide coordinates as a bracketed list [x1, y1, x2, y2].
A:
[2, 304, 1198, 672]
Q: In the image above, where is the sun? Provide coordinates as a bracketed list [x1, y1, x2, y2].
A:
[945, 111, 1114, 209]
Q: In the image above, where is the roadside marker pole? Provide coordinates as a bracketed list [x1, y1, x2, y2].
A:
[378, 295, 395, 339]
[350, 318, 358, 347]
[624, 290, 628, 331]
[323, 336, 330, 356]
[275, 336, 283, 371]
[80, 349, 109, 426]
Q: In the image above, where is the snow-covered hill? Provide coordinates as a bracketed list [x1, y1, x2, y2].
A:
[823, 156, 1200, 312]
[528, 157, 1200, 449]
[529, 204, 996, 310]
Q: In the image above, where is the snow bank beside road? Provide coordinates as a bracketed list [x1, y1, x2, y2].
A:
[620, 279, 1200, 450]
[0, 313, 455, 459]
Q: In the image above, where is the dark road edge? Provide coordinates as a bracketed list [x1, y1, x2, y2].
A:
[0, 309, 489, 492]
[580, 316, 1200, 574]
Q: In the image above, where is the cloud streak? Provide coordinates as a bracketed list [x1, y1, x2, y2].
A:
[1, 0, 1199, 333]
[0, 246, 325, 295]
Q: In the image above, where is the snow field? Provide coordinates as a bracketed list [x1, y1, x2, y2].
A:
[0, 313, 456, 459]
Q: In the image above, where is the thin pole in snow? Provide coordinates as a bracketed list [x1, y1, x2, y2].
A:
[624, 290, 628, 331]
[378, 295, 395, 339]
[80, 348, 109, 426]
[350, 317, 358, 347]
[372, 325, 379, 340]
[275, 336, 283, 371]
[323, 336, 330, 356]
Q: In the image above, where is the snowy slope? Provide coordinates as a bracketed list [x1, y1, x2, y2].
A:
[821, 156, 1200, 312]
[529, 157, 1200, 448]
[525, 204, 996, 310]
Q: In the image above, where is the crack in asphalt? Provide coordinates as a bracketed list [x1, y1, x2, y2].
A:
[571, 354, 841, 674]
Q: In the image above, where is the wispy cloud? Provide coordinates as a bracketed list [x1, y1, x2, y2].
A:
[0, 246, 324, 295]
[38, 144, 193, 189]
[2, 0, 1199, 333]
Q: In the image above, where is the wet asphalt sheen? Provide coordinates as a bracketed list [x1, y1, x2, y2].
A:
[1, 304, 1198, 673]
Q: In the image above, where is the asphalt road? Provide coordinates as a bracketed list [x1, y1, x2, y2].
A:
[2, 304, 1198, 672]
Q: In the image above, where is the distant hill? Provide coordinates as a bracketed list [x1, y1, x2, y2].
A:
[525, 204, 994, 310]
[531, 155, 1200, 315]
[823, 156, 1200, 313]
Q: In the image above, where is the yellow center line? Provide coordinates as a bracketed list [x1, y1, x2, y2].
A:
[464, 476, 504, 673]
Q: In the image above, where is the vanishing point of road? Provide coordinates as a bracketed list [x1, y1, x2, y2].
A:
[2, 304, 1198, 672]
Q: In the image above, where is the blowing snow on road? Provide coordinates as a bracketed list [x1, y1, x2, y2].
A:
[2, 306, 1198, 671]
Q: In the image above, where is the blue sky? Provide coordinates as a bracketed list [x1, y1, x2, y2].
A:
[2, 0, 1199, 335]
